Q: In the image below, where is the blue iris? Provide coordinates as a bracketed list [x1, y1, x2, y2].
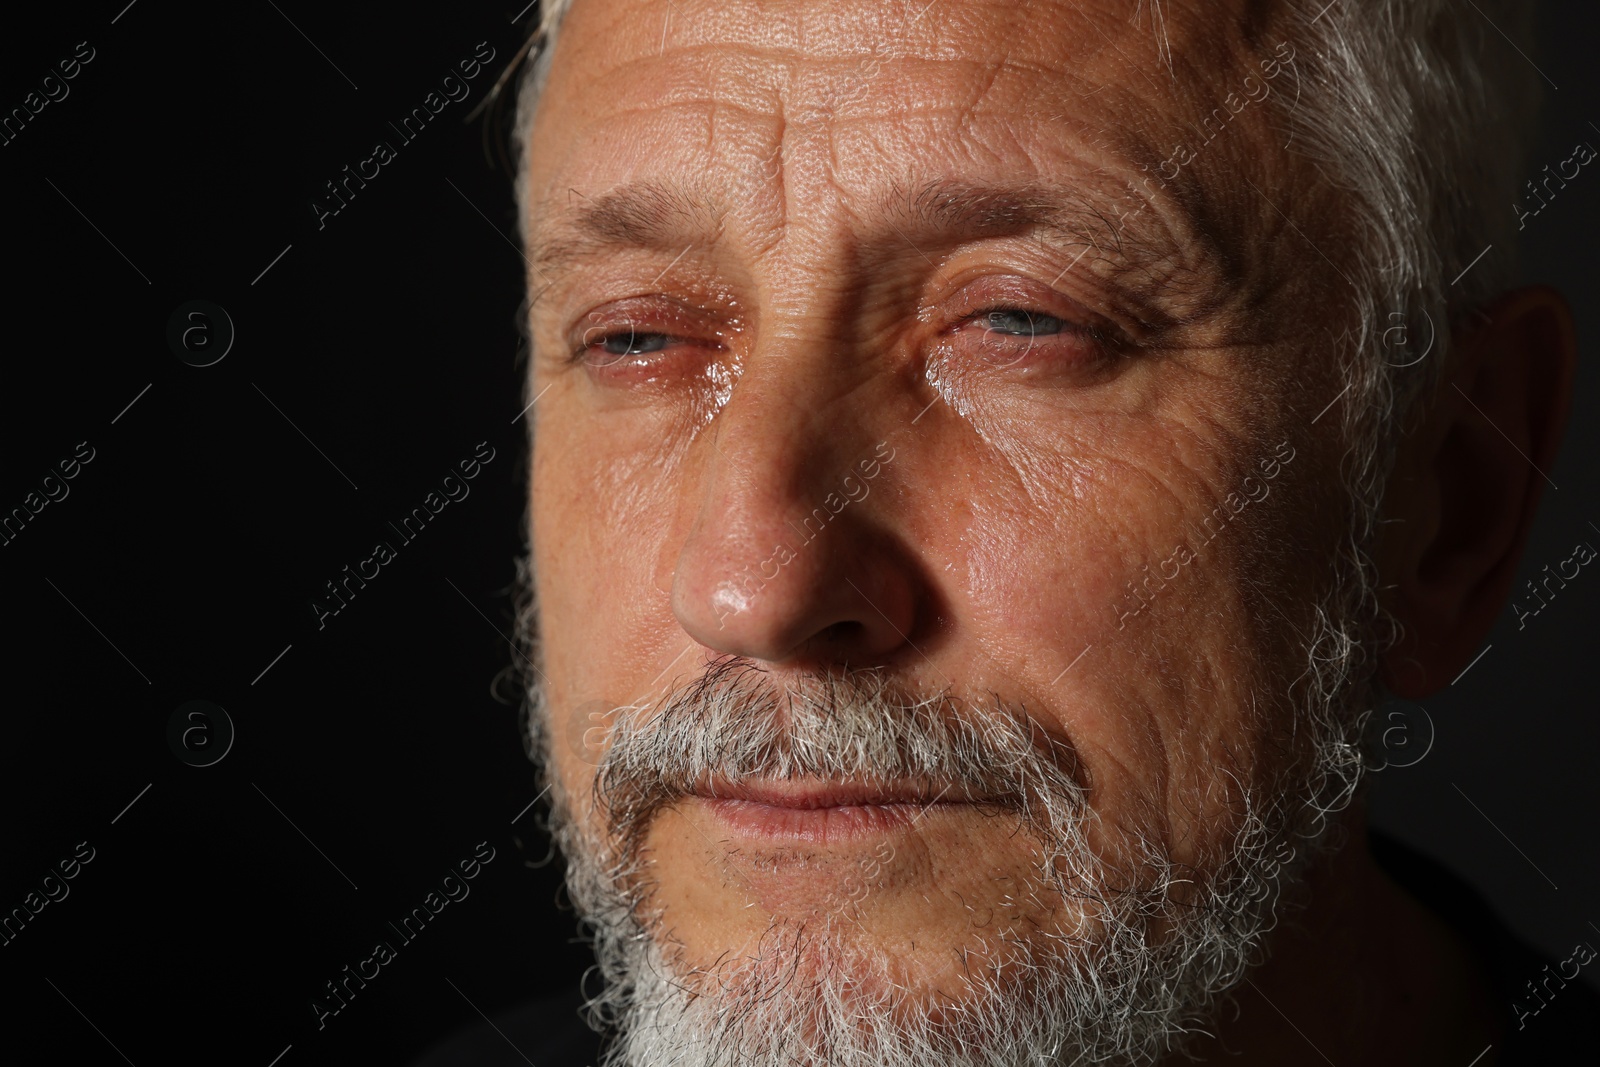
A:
[984, 310, 1064, 337]
[602, 330, 670, 355]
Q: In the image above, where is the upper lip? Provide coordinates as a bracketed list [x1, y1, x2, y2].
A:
[692, 778, 975, 809]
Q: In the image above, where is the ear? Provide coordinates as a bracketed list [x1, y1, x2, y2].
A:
[1377, 286, 1576, 697]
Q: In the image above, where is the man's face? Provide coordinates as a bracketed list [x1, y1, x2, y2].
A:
[524, 0, 1364, 1060]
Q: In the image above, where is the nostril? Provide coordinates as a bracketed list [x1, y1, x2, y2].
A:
[816, 620, 867, 646]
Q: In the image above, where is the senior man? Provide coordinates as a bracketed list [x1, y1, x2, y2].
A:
[420, 0, 1592, 1064]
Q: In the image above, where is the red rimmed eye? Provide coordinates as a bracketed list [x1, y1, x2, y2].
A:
[568, 299, 727, 385]
[977, 308, 1069, 339]
[586, 327, 674, 362]
[957, 305, 1102, 371]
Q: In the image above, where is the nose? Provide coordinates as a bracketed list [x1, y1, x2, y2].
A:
[669, 372, 919, 668]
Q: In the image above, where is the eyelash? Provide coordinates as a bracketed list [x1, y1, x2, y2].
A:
[966, 306, 1094, 338]
[960, 306, 1120, 366]
[575, 327, 675, 360]
[567, 297, 1120, 371]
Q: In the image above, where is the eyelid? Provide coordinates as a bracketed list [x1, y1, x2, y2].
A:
[951, 303, 1116, 352]
[571, 327, 684, 365]
[984, 307, 1117, 343]
[566, 295, 732, 352]
[942, 271, 1102, 320]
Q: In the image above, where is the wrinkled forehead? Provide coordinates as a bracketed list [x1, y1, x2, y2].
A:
[524, 0, 1321, 308]
[543, 2, 1293, 183]
[539, 2, 1296, 169]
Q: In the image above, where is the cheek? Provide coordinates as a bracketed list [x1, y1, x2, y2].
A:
[943, 392, 1302, 856]
[548, 723, 606, 817]
[955, 401, 1240, 684]
[531, 406, 693, 703]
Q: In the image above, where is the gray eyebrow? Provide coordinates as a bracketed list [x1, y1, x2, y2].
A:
[528, 176, 1221, 324]
[890, 178, 1216, 290]
[529, 182, 724, 279]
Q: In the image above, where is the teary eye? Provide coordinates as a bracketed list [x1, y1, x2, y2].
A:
[943, 287, 1120, 379]
[981, 309, 1067, 337]
[598, 329, 671, 356]
[560, 294, 732, 390]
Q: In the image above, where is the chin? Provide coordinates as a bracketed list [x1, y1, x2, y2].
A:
[600, 909, 1234, 1067]
[572, 829, 1278, 1067]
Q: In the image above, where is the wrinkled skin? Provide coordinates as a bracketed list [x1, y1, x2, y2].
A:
[521, 0, 1572, 1062]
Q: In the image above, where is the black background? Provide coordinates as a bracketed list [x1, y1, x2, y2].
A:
[0, 2, 1595, 1064]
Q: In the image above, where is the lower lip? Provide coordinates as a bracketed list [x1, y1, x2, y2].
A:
[702, 797, 962, 844]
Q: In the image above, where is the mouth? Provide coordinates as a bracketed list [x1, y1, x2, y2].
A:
[694, 778, 977, 844]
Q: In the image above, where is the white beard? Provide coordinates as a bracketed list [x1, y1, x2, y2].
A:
[520, 630, 1373, 1067]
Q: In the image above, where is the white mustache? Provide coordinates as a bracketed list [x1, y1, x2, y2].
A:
[590, 658, 1090, 854]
